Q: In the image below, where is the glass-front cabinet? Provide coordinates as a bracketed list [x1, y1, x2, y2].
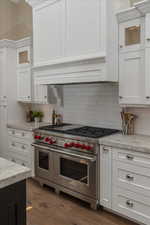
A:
[119, 18, 144, 52]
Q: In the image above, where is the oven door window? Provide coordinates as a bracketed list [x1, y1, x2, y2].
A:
[38, 151, 49, 170]
[60, 158, 88, 184]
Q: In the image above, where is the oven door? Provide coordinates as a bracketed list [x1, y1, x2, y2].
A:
[54, 152, 96, 198]
[34, 145, 54, 181]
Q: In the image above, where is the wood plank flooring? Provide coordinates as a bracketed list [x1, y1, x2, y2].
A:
[27, 179, 138, 225]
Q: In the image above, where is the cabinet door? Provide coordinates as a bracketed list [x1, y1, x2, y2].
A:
[66, 0, 102, 57]
[100, 146, 112, 209]
[119, 50, 145, 104]
[34, 82, 48, 104]
[119, 18, 145, 53]
[17, 68, 31, 102]
[33, 0, 65, 66]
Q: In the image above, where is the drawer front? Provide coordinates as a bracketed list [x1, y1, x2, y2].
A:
[9, 137, 31, 153]
[113, 188, 150, 225]
[113, 148, 150, 168]
[8, 128, 33, 140]
[113, 161, 150, 196]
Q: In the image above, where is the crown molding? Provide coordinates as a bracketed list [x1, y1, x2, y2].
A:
[116, 6, 141, 23]
[0, 40, 16, 49]
[135, 0, 150, 15]
[25, 0, 52, 7]
[15, 37, 32, 48]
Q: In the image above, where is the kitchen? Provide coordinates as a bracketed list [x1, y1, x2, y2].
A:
[0, 0, 150, 225]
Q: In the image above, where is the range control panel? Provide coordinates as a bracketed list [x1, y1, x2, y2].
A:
[34, 133, 95, 154]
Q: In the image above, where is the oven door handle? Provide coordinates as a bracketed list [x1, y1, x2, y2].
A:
[32, 143, 96, 162]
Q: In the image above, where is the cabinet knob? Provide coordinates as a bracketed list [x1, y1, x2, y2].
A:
[126, 200, 134, 208]
[28, 96, 31, 99]
[22, 132, 25, 137]
[119, 96, 123, 99]
[126, 174, 134, 181]
[126, 154, 134, 160]
[12, 142, 16, 147]
[146, 38, 150, 41]
[120, 45, 123, 48]
[146, 96, 150, 99]
[44, 96, 47, 99]
[103, 147, 109, 152]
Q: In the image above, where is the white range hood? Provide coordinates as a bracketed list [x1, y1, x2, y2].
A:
[26, 0, 130, 85]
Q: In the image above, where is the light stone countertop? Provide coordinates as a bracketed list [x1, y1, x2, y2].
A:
[99, 133, 150, 154]
[0, 157, 31, 189]
[7, 121, 50, 132]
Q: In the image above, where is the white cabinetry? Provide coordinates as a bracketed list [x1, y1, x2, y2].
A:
[16, 37, 49, 104]
[117, 1, 150, 105]
[100, 144, 150, 225]
[66, 0, 102, 58]
[0, 40, 24, 158]
[17, 67, 32, 102]
[16, 38, 32, 102]
[7, 128, 34, 176]
[33, 0, 65, 65]
[100, 146, 112, 209]
[26, 0, 130, 84]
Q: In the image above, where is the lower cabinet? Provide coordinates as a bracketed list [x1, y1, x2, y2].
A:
[100, 145, 150, 225]
[7, 128, 34, 176]
[0, 180, 26, 225]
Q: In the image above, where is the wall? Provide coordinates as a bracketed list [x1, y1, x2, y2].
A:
[0, 0, 32, 40]
[127, 108, 150, 136]
[34, 83, 121, 129]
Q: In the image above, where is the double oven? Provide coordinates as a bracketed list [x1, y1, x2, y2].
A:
[33, 143, 97, 209]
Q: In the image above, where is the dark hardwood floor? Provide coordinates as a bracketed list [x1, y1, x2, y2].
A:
[27, 179, 137, 225]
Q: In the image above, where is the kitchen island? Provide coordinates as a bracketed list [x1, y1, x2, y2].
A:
[0, 157, 31, 225]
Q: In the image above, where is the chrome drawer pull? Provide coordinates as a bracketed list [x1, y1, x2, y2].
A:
[126, 154, 134, 160]
[126, 174, 134, 181]
[22, 145, 26, 149]
[126, 200, 134, 208]
[12, 142, 16, 147]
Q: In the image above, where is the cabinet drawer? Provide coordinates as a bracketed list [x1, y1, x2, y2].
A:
[8, 128, 33, 140]
[113, 161, 150, 197]
[113, 148, 150, 168]
[113, 188, 150, 225]
[9, 139, 30, 153]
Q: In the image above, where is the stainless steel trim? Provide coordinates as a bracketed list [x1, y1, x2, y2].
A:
[32, 143, 96, 162]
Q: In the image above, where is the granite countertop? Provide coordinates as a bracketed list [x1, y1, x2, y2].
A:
[0, 157, 31, 189]
[99, 133, 150, 154]
[7, 121, 50, 132]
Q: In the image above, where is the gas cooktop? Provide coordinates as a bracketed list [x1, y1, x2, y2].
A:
[39, 124, 119, 139]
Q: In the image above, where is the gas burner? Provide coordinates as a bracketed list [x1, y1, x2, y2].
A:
[65, 126, 119, 138]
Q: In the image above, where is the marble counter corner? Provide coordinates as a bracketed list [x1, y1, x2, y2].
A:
[99, 133, 150, 154]
[0, 157, 31, 189]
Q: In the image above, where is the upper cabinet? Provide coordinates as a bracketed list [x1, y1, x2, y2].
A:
[33, 0, 65, 66]
[117, 1, 150, 106]
[65, 0, 102, 58]
[26, 0, 130, 84]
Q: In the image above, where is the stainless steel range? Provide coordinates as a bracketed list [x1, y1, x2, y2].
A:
[33, 124, 118, 209]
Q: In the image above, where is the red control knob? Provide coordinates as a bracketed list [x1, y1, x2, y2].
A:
[37, 135, 41, 140]
[34, 135, 38, 139]
[76, 143, 81, 148]
[45, 137, 50, 142]
[81, 144, 86, 149]
[86, 146, 92, 151]
[64, 143, 69, 148]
